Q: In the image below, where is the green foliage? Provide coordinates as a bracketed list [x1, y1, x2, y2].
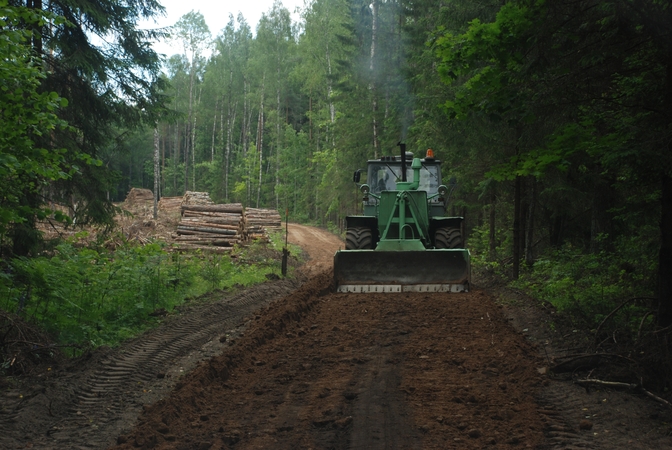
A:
[513, 240, 657, 333]
[0, 3, 72, 236]
[435, 1, 538, 123]
[3, 240, 193, 347]
[0, 0, 169, 253]
[468, 221, 509, 266]
[0, 234, 291, 351]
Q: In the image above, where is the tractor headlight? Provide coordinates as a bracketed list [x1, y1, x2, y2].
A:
[360, 184, 370, 202]
[438, 185, 448, 198]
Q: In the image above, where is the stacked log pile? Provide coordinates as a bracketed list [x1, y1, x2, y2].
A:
[172, 203, 244, 252]
[158, 196, 182, 212]
[182, 191, 214, 206]
[243, 208, 282, 241]
[125, 188, 154, 206]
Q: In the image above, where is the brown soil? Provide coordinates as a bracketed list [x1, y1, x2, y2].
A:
[2, 224, 672, 449]
[110, 276, 545, 450]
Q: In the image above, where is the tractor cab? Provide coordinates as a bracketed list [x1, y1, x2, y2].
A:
[363, 151, 445, 217]
[368, 155, 441, 194]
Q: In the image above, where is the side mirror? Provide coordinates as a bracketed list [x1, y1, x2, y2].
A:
[353, 170, 362, 183]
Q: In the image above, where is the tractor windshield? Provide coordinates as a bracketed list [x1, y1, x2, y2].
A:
[368, 162, 441, 194]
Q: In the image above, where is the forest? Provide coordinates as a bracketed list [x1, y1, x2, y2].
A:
[1, 0, 672, 378]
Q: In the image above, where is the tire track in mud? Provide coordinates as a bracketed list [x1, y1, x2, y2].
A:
[0, 279, 300, 450]
[537, 379, 672, 450]
[537, 382, 597, 449]
[347, 348, 419, 450]
[500, 291, 672, 450]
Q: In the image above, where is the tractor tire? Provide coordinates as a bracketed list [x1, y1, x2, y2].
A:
[435, 227, 462, 249]
[345, 227, 373, 250]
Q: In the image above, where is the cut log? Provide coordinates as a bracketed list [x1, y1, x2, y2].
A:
[180, 218, 241, 228]
[173, 237, 238, 246]
[176, 226, 238, 235]
[178, 221, 239, 231]
[171, 244, 233, 253]
[181, 204, 244, 214]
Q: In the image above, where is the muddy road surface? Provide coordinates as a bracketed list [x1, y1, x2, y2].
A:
[111, 273, 545, 450]
[2, 224, 672, 449]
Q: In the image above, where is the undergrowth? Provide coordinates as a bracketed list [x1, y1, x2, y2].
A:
[512, 245, 657, 337]
[471, 231, 671, 390]
[470, 222, 658, 341]
[0, 232, 298, 358]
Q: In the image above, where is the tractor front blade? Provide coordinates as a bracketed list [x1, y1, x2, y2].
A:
[333, 249, 470, 293]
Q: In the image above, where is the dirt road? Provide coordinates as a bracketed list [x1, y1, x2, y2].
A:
[2, 224, 672, 449]
[287, 223, 343, 278]
[110, 273, 547, 450]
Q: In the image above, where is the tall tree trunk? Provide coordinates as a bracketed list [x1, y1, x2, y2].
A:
[186, 55, 196, 193]
[658, 59, 672, 327]
[153, 126, 159, 219]
[243, 80, 252, 204]
[519, 179, 528, 268]
[173, 123, 178, 193]
[370, 0, 379, 158]
[326, 43, 335, 125]
[160, 124, 165, 198]
[245, 81, 250, 156]
[525, 177, 536, 266]
[184, 121, 189, 193]
[513, 175, 521, 279]
[129, 151, 132, 191]
[191, 115, 197, 190]
[256, 77, 265, 208]
[211, 107, 217, 162]
[225, 99, 237, 202]
[27, 1, 43, 56]
[276, 68, 282, 210]
[512, 127, 523, 279]
[192, 87, 203, 190]
[660, 172, 672, 327]
[489, 188, 496, 260]
[222, 102, 227, 200]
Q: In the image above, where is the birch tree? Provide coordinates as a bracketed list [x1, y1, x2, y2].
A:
[173, 11, 210, 192]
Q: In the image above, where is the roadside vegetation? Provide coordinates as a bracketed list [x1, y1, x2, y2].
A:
[471, 223, 658, 337]
[0, 232, 300, 372]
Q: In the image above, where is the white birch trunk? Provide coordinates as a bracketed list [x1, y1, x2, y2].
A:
[211, 104, 217, 162]
[191, 114, 197, 190]
[256, 79, 265, 208]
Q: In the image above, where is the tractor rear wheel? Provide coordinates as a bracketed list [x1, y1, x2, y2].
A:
[345, 227, 373, 250]
[435, 227, 462, 249]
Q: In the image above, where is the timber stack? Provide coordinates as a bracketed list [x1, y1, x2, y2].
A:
[158, 196, 182, 212]
[182, 191, 214, 206]
[172, 203, 244, 252]
[243, 207, 282, 241]
[125, 188, 153, 206]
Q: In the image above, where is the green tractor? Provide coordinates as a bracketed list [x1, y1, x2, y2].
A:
[334, 144, 471, 293]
